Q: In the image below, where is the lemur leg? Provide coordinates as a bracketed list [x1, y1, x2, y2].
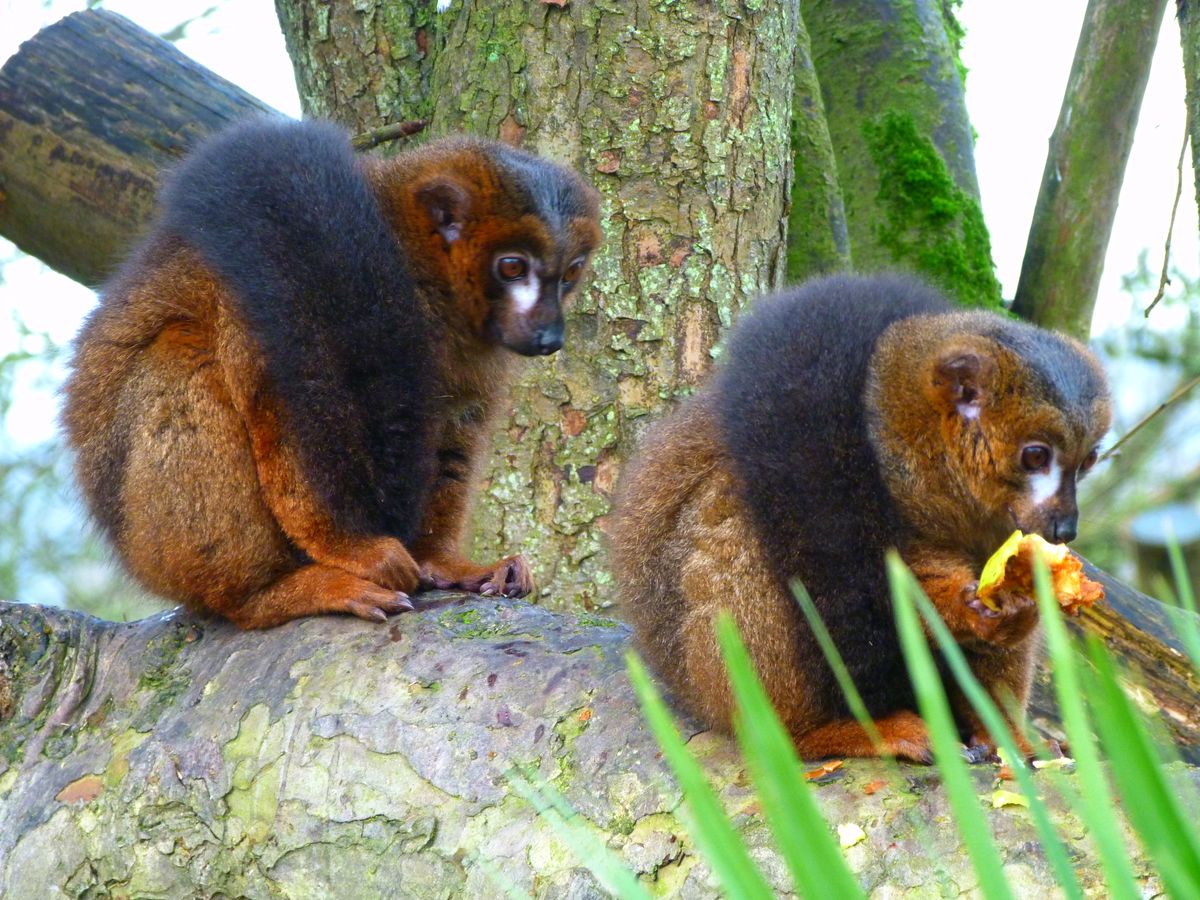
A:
[793, 711, 933, 764]
[410, 410, 534, 598]
[218, 314, 421, 594]
[117, 321, 414, 627]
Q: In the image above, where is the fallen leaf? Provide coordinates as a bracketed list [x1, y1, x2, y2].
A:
[56, 775, 103, 804]
[862, 779, 887, 795]
[804, 759, 844, 781]
[991, 789, 1030, 809]
[838, 823, 867, 848]
[1032, 756, 1077, 772]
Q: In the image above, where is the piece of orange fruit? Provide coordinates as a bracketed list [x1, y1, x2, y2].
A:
[977, 530, 1104, 615]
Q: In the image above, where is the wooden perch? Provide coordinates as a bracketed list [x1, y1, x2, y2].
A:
[0, 597, 1177, 896]
[0, 10, 276, 286]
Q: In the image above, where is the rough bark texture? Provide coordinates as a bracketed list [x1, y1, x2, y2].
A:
[0, 597, 1183, 898]
[787, 9, 852, 281]
[1012, 0, 1169, 339]
[276, 1, 800, 611]
[0, 10, 275, 287]
[801, 0, 1001, 308]
[1178, 0, 1200, 233]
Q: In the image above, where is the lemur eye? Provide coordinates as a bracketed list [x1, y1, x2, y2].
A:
[1020, 445, 1051, 472]
[495, 256, 528, 281]
[562, 258, 585, 286]
[1080, 447, 1099, 474]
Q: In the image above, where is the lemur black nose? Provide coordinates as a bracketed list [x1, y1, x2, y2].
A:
[535, 323, 564, 355]
[1052, 514, 1078, 544]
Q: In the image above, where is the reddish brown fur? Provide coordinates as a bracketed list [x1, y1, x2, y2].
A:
[611, 284, 1110, 763]
[64, 136, 600, 628]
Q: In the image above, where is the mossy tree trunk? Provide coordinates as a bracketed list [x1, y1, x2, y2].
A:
[1177, 0, 1200, 234]
[1012, 0, 1169, 339]
[277, 1, 801, 610]
[800, 0, 1001, 308]
[787, 10, 852, 281]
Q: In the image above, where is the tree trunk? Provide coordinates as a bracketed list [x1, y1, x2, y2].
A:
[0, 10, 275, 287]
[0, 597, 1179, 898]
[1012, 0, 1169, 339]
[787, 10, 852, 281]
[1179, 0, 1200, 231]
[277, 1, 801, 610]
[800, 0, 1001, 309]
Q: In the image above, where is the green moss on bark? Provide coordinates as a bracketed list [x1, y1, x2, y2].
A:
[803, 0, 996, 302]
[786, 8, 850, 281]
[863, 112, 999, 308]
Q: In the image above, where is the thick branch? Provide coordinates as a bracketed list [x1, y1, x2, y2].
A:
[0, 10, 275, 286]
[1012, 0, 1168, 338]
[0, 597, 1180, 896]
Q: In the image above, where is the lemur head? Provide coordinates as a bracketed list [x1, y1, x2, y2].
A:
[870, 311, 1111, 550]
[923, 315, 1112, 545]
[375, 137, 601, 356]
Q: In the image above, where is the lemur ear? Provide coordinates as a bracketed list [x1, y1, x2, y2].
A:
[415, 177, 471, 244]
[930, 347, 997, 419]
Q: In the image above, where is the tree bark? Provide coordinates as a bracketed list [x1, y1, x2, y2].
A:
[787, 10, 852, 281]
[1179, 0, 1200, 232]
[0, 597, 1181, 898]
[800, 0, 1001, 309]
[1012, 0, 1169, 339]
[0, 10, 275, 287]
[277, 1, 801, 610]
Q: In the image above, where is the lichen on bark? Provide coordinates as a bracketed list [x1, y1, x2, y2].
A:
[0, 599, 1184, 896]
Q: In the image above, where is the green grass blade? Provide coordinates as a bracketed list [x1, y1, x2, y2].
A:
[886, 553, 1014, 900]
[1083, 636, 1200, 895]
[1165, 532, 1200, 672]
[791, 581, 883, 751]
[625, 651, 775, 900]
[1031, 555, 1140, 898]
[508, 774, 653, 900]
[902, 579, 1082, 899]
[715, 612, 866, 900]
[792, 581, 957, 894]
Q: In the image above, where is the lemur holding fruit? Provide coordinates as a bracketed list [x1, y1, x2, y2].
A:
[610, 273, 1110, 762]
[63, 118, 601, 629]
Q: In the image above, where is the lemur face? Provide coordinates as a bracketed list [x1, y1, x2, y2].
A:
[932, 329, 1111, 547]
[1001, 436, 1102, 544]
[402, 140, 601, 357]
[485, 244, 592, 356]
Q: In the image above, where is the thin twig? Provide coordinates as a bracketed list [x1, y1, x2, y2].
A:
[351, 120, 429, 151]
[1145, 123, 1190, 318]
[1099, 372, 1200, 463]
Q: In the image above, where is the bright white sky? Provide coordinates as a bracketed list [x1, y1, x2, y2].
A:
[0, 0, 1194, 449]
